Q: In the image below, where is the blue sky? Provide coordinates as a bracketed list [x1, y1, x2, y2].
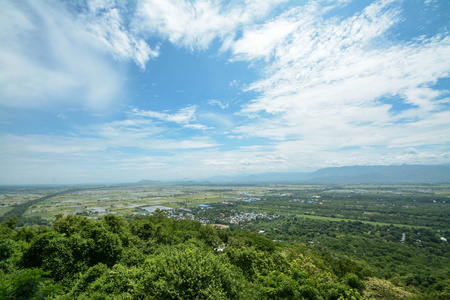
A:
[1, 0, 449, 184]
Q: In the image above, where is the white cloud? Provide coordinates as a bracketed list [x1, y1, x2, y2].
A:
[132, 106, 196, 123]
[265, 154, 288, 163]
[228, 0, 450, 160]
[0, 0, 157, 109]
[133, 0, 287, 50]
[207, 99, 229, 109]
[0, 117, 219, 184]
[239, 159, 252, 166]
[1, 0, 449, 184]
[1, 118, 217, 159]
[183, 123, 209, 130]
[132, 105, 208, 130]
[91, 119, 164, 140]
[82, 2, 159, 69]
[82, 118, 216, 148]
[203, 160, 231, 166]
[229, 80, 238, 87]
[230, 5, 315, 61]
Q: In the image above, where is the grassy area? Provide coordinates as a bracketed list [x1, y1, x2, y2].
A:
[0, 206, 14, 217]
[295, 214, 430, 229]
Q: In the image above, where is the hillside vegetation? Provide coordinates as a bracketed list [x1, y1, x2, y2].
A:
[0, 211, 448, 299]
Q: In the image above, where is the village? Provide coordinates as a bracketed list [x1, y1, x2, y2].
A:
[171, 207, 279, 226]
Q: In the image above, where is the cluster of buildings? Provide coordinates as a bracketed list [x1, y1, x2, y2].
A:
[166, 202, 279, 226]
[290, 199, 316, 204]
[220, 212, 279, 225]
[170, 212, 196, 221]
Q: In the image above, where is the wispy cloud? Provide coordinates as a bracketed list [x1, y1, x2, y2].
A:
[90, 119, 164, 140]
[132, 106, 209, 130]
[207, 99, 229, 109]
[0, 0, 157, 109]
[82, 118, 215, 148]
[1, 0, 449, 184]
[132, 0, 287, 51]
[81, 1, 159, 69]
[226, 0, 450, 166]
[0, 118, 218, 183]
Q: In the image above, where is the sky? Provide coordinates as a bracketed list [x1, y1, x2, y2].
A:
[0, 0, 449, 185]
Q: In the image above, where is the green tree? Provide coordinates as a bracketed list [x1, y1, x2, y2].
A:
[82, 225, 124, 267]
[1, 216, 19, 230]
[21, 232, 74, 281]
[0, 268, 63, 300]
[364, 277, 415, 300]
[138, 242, 245, 299]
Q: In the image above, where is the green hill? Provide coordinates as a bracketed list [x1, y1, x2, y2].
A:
[1, 211, 447, 299]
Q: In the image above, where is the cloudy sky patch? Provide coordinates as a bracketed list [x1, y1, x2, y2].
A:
[1, 0, 449, 184]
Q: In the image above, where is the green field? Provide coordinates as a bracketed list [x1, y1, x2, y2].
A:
[295, 213, 431, 229]
[0, 206, 13, 217]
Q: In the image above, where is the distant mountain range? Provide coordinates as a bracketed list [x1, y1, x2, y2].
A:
[207, 164, 450, 184]
[138, 164, 450, 185]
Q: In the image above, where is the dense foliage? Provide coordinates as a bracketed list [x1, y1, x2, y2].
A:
[0, 211, 427, 299]
[190, 189, 450, 297]
[1, 182, 450, 299]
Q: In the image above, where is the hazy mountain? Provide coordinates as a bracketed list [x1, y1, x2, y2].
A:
[136, 180, 162, 185]
[204, 164, 450, 184]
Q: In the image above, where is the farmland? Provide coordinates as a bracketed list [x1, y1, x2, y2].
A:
[1, 184, 449, 229]
[1, 183, 449, 297]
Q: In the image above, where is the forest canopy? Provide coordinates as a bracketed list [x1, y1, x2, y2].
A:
[1, 210, 448, 299]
